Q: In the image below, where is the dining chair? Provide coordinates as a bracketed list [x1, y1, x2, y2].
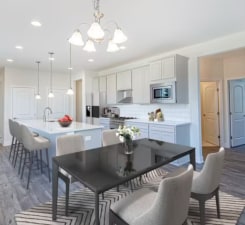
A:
[56, 134, 85, 216]
[102, 129, 121, 146]
[109, 164, 193, 225]
[191, 147, 225, 225]
[20, 124, 51, 189]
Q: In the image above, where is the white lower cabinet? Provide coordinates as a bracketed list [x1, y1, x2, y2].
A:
[99, 117, 110, 130]
[125, 121, 149, 140]
[149, 123, 190, 166]
[125, 120, 191, 166]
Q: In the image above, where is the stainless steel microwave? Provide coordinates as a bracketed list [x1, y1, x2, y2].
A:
[150, 82, 176, 103]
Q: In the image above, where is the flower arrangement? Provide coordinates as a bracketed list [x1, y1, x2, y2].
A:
[116, 125, 140, 143]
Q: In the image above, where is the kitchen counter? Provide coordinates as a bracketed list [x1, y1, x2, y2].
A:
[124, 118, 190, 126]
[17, 119, 103, 168]
[18, 119, 103, 134]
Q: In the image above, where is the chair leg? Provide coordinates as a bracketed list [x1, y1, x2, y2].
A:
[45, 149, 51, 182]
[12, 140, 18, 164]
[199, 200, 206, 225]
[27, 151, 33, 189]
[14, 142, 20, 168]
[215, 189, 221, 218]
[39, 150, 43, 174]
[9, 136, 14, 160]
[36, 151, 39, 170]
[129, 180, 133, 191]
[18, 144, 24, 175]
[65, 179, 70, 216]
[21, 149, 27, 179]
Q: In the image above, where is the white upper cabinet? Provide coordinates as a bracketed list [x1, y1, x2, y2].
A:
[117, 70, 132, 90]
[150, 54, 188, 83]
[106, 73, 117, 104]
[99, 76, 107, 92]
[92, 77, 99, 92]
[149, 60, 162, 81]
[162, 56, 175, 79]
[132, 65, 150, 104]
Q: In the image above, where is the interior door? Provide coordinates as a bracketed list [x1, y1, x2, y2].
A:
[201, 82, 220, 146]
[229, 80, 245, 147]
[12, 87, 36, 119]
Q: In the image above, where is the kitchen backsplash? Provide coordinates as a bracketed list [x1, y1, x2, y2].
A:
[114, 104, 190, 122]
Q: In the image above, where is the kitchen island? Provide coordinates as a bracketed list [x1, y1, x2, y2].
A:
[17, 119, 103, 167]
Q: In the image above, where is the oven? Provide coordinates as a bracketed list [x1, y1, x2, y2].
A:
[110, 117, 135, 129]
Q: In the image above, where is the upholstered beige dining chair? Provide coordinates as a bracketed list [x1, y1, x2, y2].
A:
[109, 164, 193, 225]
[102, 129, 120, 146]
[56, 134, 84, 216]
[191, 147, 225, 225]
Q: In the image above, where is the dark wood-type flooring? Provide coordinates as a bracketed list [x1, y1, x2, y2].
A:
[0, 144, 245, 225]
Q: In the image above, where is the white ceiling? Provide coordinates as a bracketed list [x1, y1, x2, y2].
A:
[1, 0, 245, 73]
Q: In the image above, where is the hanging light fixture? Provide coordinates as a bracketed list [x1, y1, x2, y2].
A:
[68, 0, 127, 52]
[67, 44, 74, 95]
[35, 61, 41, 100]
[48, 52, 54, 98]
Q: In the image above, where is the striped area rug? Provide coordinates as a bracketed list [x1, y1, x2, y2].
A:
[15, 169, 245, 225]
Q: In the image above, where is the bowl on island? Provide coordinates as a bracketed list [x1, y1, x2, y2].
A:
[58, 115, 73, 127]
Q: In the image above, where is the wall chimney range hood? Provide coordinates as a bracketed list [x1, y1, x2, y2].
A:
[117, 89, 132, 103]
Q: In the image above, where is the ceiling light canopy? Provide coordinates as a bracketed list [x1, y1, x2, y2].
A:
[68, 0, 127, 53]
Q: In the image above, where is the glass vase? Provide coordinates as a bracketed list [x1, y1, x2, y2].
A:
[124, 138, 133, 154]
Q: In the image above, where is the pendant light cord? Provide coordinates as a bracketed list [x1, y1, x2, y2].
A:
[37, 61, 40, 94]
[69, 44, 72, 88]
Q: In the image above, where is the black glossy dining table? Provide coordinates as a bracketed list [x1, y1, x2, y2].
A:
[52, 138, 196, 225]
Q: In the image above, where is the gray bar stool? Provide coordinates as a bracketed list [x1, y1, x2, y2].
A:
[20, 124, 51, 189]
[8, 119, 17, 162]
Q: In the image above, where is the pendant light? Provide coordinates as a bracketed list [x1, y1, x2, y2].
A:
[35, 61, 41, 99]
[48, 52, 54, 98]
[67, 44, 74, 95]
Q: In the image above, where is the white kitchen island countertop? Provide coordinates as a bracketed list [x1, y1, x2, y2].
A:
[17, 119, 103, 134]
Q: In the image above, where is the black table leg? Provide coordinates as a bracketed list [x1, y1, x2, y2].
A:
[190, 149, 196, 170]
[95, 192, 100, 225]
[52, 161, 59, 220]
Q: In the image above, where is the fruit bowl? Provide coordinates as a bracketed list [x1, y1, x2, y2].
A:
[58, 115, 73, 127]
[58, 120, 72, 127]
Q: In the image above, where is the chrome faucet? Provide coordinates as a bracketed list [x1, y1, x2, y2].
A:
[43, 107, 53, 122]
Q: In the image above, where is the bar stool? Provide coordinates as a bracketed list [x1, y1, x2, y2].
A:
[20, 124, 51, 189]
[8, 119, 16, 162]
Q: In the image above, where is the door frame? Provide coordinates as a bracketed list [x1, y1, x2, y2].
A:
[225, 76, 245, 147]
[200, 79, 224, 147]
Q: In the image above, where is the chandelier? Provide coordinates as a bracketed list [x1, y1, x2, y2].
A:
[68, 0, 127, 52]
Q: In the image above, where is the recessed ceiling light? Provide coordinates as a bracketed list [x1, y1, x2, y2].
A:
[88, 59, 94, 62]
[119, 46, 126, 50]
[15, 45, 23, 50]
[7, 59, 14, 62]
[31, 20, 42, 27]
[68, 67, 73, 70]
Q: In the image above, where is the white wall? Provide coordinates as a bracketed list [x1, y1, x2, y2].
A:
[3, 67, 73, 145]
[98, 31, 245, 163]
[0, 68, 4, 144]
